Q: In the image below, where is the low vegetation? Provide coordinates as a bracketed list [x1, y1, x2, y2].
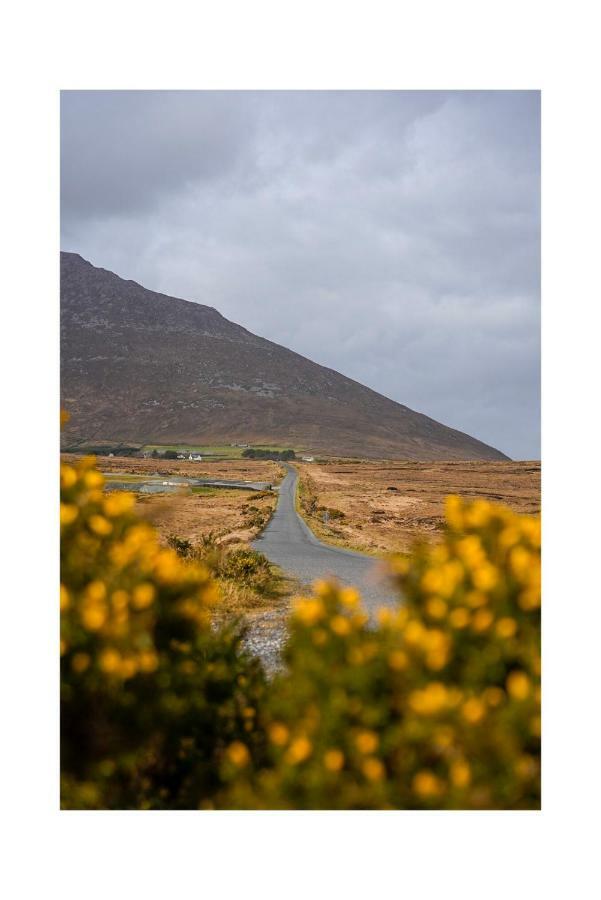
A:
[61, 455, 540, 810]
[296, 459, 541, 555]
[165, 531, 284, 614]
[135, 487, 277, 553]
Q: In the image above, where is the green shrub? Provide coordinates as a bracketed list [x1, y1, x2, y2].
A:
[219, 549, 274, 592]
[166, 534, 193, 557]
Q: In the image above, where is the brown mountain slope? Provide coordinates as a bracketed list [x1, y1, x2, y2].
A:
[60, 252, 508, 460]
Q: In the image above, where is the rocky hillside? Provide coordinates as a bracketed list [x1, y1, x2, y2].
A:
[60, 252, 508, 460]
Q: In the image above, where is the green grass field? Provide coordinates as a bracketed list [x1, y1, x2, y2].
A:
[143, 443, 304, 458]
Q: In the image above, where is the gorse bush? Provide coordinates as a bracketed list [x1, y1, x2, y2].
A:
[224, 496, 540, 809]
[61, 456, 540, 809]
[60, 457, 266, 809]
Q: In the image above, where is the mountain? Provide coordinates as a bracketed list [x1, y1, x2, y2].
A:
[60, 252, 508, 460]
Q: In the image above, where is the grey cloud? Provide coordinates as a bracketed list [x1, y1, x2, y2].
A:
[61, 90, 540, 459]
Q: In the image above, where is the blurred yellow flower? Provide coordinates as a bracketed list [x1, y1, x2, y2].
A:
[286, 736, 312, 764]
[520, 516, 541, 548]
[60, 465, 77, 489]
[355, 730, 379, 754]
[404, 620, 426, 646]
[88, 515, 112, 536]
[268, 723, 290, 747]
[294, 597, 325, 626]
[85, 580, 106, 602]
[450, 760, 471, 788]
[99, 648, 122, 674]
[449, 607, 470, 629]
[60, 583, 70, 611]
[464, 500, 491, 528]
[506, 671, 531, 700]
[103, 492, 135, 517]
[426, 598, 447, 620]
[461, 698, 486, 724]
[472, 564, 498, 592]
[445, 495, 463, 530]
[81, 604, 107, 631]
[472, 609, 494, 632]
[138, 651, 159, 673]
[339, 587, 360, 609]
[60, 503, 78, 526]
[111, 589, 129, 610]
[362, 757, 385, 781]
[496, 617, 517, 638]
[456, 535, 485, 566]
[519, 588, 540, 611]
[499, 526, 520, 550]
[465, 590, 488, 608]
[412, 770, 443, 798]
[132, 583, 156, 610]
[330, 615, 351, 636]
[421, 569, 443, 594]
[410, 682, 448, 716]
[324, 749, 345, 772]
[227, 741, 250, 767]
[122, 657, 140, 678]
[509, 546, 531, 582]
[84, 470, 104, 489]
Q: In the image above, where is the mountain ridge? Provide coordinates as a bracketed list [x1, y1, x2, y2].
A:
[60, 252, 509, 461]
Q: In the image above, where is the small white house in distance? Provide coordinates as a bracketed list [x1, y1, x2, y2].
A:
[188, 453, 203, 461]
[302, 455, 315, 462]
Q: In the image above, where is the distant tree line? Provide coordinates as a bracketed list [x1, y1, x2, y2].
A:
[242, 448, 296, 461]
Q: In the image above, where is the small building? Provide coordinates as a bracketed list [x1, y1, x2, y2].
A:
[188, 454, 203, 461]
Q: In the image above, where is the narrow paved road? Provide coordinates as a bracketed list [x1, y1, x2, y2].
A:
[252, 466, 397, 616]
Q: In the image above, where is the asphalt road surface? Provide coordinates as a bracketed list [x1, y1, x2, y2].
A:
[252, 466, 397, 616]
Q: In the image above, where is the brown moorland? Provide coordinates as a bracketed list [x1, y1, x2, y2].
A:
[60, 454, 283, 548]
[61, 454, 284, 483]
[296, 459, 541, 555]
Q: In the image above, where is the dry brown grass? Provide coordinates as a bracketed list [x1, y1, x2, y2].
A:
[135, 488, 277, 548]
[296, 459, 541, 555]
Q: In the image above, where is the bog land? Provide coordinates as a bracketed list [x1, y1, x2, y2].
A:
[296, 459, 540, 555]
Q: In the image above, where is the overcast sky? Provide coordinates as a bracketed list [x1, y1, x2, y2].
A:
[61, 90, 540, 459]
